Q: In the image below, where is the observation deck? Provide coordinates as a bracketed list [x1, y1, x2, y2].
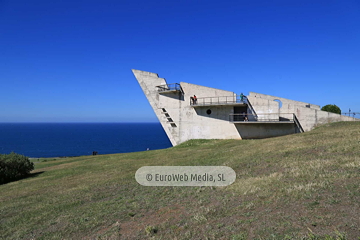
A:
[190, 95, 247, 107]
[156, 83, 183, 94]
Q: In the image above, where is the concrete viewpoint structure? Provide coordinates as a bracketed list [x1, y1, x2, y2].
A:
[133, 69, 358, 146]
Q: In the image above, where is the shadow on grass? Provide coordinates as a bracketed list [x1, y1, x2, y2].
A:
[0, 171, 45, 185]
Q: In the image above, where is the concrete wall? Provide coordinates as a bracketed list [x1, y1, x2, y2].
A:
[249, 92, 320, 110]
[132, 70, 179, 145]
[294, 106, 358, 131]
[246, 96, 279, 121]
[248, 92, 358, 131]
[235, 123, 296, 139]
[133, 70, 358, 146]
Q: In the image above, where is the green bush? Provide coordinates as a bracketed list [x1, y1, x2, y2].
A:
[321, 104, 341, 114]
[0, 152, 34, 184]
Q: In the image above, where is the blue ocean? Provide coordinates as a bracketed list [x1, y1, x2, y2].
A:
[0, 123, 172, 158]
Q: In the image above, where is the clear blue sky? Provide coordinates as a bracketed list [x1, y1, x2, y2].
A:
[1, 0, 359, 122]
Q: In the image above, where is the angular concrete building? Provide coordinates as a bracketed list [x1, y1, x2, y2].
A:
[133, 69, 358, 146]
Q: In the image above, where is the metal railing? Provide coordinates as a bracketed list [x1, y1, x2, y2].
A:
[229, 113, 295, 122]
[293, 114, 304, 132]
[190, 95, 247, 106]
[342, 112, 360, 119]
[156, 83, 182, 93]
[246, 98, 258, 120]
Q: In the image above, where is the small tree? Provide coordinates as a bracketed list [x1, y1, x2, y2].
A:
[321, 104, 341, 114]
[0, 152, 34, 184]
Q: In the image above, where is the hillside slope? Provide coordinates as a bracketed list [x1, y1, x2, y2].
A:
[1, 121, 359, 239]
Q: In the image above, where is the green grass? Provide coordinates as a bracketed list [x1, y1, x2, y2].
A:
[1, 121, 359, 239]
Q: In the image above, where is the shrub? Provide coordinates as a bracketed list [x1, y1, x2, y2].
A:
[145, 225, 158, 235]
[321, 104, 341, 114]
[0, 152, 34, 184]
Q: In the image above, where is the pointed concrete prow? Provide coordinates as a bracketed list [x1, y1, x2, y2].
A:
[132, 69, 178, 146]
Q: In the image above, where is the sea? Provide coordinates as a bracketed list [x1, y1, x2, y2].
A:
[0, 123, 172, 158]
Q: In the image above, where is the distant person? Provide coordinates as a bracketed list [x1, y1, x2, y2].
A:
[193, 95, 197, 104]
[240, 93, 244, 103]
[244, 112, 248, 121]
[242, 112, 247, 121]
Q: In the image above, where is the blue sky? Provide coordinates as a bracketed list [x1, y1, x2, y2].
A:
[1, 0, 359, 122]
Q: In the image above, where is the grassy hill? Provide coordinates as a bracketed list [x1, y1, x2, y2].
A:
[1, 121, 359, 240]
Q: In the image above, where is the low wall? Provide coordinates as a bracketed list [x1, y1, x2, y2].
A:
[235, 123, 296, 139]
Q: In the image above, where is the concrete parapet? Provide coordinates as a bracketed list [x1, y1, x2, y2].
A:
[249, 92, 320, 110]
